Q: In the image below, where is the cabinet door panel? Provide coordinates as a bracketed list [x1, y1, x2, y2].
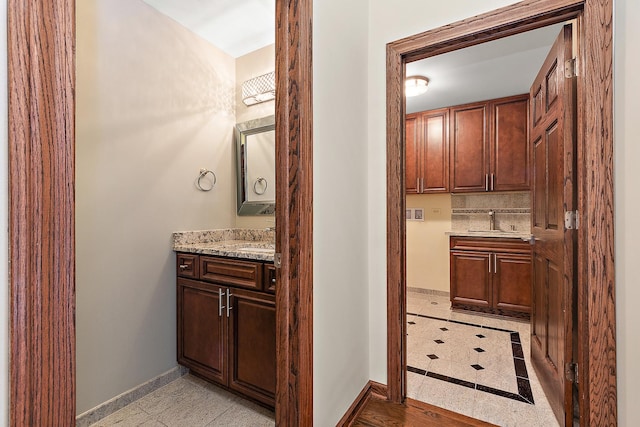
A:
[450, 104, 488, 192]
[177, 279, 226, 384]
[423, 109, 449, 193]
[492, 96, 530, 191]
[405, 114, 420, 194]
[494, 253, 532, 313]
[450, 251, 491, 307]
[228, 288, 276, 406]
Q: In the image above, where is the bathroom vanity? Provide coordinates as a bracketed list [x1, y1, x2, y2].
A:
[173, 229, 276, 408]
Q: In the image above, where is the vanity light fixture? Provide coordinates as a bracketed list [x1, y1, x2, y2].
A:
[405, 75, 429, 97]
[242, 71, 276, 106]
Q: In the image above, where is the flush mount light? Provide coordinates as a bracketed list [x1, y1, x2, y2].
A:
[242, 71, 276, 106]
[405, 75, 429, 97]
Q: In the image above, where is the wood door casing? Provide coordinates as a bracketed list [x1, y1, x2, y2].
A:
[530, 24, 577, 426]
[387, 1, 616, 423]
[228, 288, 277, 406]
[491, 95, 530, 191]
[177, 279, 227, 384]
[450, 103, 489, 192]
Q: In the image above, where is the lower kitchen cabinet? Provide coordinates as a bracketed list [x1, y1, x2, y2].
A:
[450, 237, 532, 317]
[177, 254, 275, 408]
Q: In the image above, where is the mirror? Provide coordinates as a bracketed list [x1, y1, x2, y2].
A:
[235, 115, 276, 215]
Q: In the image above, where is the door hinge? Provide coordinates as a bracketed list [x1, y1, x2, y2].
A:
[564, 210, 579, 230]
[565, 58, 577, 78]
[274, 253, 282, 269]
[565, 362, 579, 383]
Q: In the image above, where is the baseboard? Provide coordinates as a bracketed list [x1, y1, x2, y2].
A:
[75, 365, 188, 427]
[336, 380, 388, 426]
[407, 287, 450, 297]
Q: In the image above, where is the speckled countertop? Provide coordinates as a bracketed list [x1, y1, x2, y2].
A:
[446, 230, 533, 241]
[173, 228, 275, 262]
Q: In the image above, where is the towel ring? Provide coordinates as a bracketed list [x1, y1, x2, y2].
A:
[196, 169, 217, 192]
[253, 177, 268, 195]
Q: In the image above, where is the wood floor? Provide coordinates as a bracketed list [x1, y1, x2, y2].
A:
[352, 395, 497, 427]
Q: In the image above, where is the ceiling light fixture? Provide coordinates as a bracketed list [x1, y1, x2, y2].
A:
[242, 71, 276, 106]
[405, 75, 429, 97]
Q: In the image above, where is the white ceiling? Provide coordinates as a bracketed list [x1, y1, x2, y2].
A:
[138, 2, 564, 111]
[406, 23, 565, 113]
[142, 0, 275, 58]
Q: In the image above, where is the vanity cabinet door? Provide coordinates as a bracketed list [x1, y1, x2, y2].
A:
[177, 278, 227, 385]
[450, 250, 492, 308]
[228, 288, 276, 407]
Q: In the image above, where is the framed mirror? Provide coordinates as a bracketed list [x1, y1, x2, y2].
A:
[235, 115, 276, 215]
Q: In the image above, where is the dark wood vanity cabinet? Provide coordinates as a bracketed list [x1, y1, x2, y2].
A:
[450, 237, 532, 317]
[177, 254, 275, 407]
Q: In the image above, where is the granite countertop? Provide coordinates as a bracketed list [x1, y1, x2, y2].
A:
[446, 230, 533, 241]
[173, 228, 275, 262]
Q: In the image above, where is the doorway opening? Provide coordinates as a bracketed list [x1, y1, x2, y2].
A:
[403, 21, 573, 426]
[7, 0, 313, 425]
[386, 1, 616, 426]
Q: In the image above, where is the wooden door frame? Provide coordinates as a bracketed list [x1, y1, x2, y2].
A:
[386, 0, 616, 425]
[7, 0, 313, 425]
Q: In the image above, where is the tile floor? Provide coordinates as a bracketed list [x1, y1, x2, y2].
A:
[89, 374, 275, 427]
[407, 290, 559, 427]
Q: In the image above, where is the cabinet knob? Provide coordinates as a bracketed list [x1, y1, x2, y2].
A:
[179, 264, 189, 270]
[271, 278, 276, 284]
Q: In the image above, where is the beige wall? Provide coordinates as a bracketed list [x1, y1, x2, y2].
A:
[313, 0, 370, 424]
[614, 0, 640, 424]
[406, 194, 452, 293]
[367, 0, 522, 390]
[75, 0, 236, 414]
[234, 44, 276, 229]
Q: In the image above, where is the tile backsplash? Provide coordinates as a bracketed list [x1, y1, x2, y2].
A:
[451, 192, 531, 232]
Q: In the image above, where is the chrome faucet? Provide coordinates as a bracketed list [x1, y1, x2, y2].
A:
[488, 210, 496, 231]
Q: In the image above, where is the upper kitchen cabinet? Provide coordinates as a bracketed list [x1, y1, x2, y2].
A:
[490, 95, 530, 191]
[449, 102, 489, 192]
[405, 108, 449, 194]
[449, 94, 530, 193]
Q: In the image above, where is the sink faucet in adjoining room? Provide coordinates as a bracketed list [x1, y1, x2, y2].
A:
[488, 210, 496, 231]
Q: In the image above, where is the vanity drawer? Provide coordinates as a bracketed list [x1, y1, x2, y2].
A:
[177, 254, 199, 279]
[200, 256, 263, 291]
[264, 264, 276, 294]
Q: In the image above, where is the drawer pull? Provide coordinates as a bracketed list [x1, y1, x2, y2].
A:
[179, 264, 189, 270]
[271, 278, 276, 284]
